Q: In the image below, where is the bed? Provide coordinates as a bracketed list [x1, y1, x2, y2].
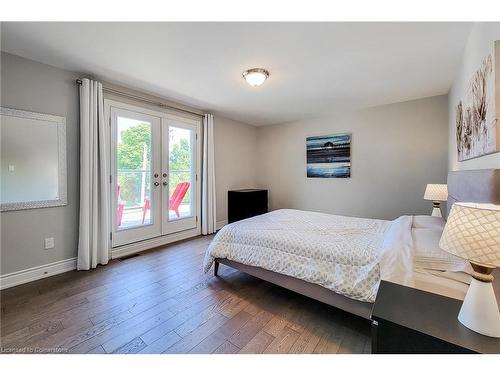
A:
[203, 169, 500, 320]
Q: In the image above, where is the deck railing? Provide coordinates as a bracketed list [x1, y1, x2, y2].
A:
[117, 169, 191, 210]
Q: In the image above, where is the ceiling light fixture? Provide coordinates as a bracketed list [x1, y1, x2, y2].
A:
[242, 68, 270, 87]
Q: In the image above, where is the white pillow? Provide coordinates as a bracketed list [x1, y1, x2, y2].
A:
[412, 228, 469, 272]
[412, 215, 446, 230]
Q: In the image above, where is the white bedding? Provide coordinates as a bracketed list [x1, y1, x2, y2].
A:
[203, 209, 414, 302]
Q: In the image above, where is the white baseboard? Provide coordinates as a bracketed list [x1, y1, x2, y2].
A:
[216, 220, 228, 230]
[0, 257, 77, 290]
[111, 227, 201, 259]
[1, 226, 210, 290]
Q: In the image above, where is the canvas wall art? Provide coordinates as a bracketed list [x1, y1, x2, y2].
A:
[455, 41, 500, 161]
[306, 133, 351, 178]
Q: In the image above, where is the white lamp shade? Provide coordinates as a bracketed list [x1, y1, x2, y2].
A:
[439, 203, 500, 267]
[424, 184, 448, 202]
[242, 68, 269, 87]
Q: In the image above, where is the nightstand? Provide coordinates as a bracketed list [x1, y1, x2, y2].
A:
[228, 189, 268, 224]
[371, 280, 500, 353]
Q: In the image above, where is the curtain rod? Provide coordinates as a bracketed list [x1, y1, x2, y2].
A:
[76, 79, 204, 118]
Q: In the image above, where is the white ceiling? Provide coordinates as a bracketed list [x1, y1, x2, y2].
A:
[1, 22, 472, 126]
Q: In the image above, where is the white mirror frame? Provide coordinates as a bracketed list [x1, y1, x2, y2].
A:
[0, 107, 67, 211]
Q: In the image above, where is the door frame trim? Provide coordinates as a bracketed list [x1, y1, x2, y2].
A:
[111, 228, 202, 259]
[104, 99, 202, 251]
[162, 119, 200, 235]
[108, 104, 162, 247]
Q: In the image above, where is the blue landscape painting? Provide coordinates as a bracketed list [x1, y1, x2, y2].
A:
[306, 133, 351, 178]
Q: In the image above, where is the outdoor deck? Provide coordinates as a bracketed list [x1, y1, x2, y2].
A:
[118, 203, 191, 229]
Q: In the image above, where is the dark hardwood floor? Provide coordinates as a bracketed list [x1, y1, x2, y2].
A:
[0, 235, 371, 354]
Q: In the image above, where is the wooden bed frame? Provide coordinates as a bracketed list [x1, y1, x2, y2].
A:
[213, 169, 500, 321]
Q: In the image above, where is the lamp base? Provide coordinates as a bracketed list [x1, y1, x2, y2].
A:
[431, 204, 442, 218]
[458, 276, 500, 338]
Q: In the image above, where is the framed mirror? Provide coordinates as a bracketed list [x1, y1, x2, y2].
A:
[1, 107, 67, 211]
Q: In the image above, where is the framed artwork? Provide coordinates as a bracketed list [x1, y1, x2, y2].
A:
[306, 133, 351, 178]
[455, 41, 500, 161]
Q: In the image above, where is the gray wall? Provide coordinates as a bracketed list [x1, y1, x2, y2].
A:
[99, 85, 260, 227]
[0, 52, 450, 277]
[1, 52, 80, 275]
[0, 52, 259, 275]
[256, 95, 449, 220]
[214, 116, 258, 225]
[448, 23, 500, 171]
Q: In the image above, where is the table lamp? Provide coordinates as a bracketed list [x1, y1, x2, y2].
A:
[439, 202, 500, 337]
[424, 184, 448, 217]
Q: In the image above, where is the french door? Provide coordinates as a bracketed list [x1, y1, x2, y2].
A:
[107, 100, 201, 247]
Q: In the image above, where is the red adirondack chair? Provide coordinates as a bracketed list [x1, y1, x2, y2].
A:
[169, 182, 190, 218]
[142, 196, 150, 224]
[117, 185, 125, 227]
[142, 181, 190, 223]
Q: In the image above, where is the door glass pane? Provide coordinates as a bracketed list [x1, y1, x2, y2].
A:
[168, 126, 193, 221]
[116, 116, 152, 230]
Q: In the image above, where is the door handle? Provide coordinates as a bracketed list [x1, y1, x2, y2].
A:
[163, 181, 167, 186]
[154, 182, 160, 187]
[154, 173, 159, 178]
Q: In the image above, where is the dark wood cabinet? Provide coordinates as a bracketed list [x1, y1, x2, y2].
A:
[228, 189, 268, 224]
[371, 281, 500, 354]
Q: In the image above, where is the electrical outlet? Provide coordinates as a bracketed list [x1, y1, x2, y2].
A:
[44, 237, 55, 249]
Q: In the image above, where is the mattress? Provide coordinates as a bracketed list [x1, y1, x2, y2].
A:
[203, 209, 414, 303]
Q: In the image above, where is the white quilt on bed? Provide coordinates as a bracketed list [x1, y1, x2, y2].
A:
[203, 209, 414, 302]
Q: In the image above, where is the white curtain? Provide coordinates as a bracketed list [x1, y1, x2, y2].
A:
[202, 114, 217, 235]
[77, 79, 110, 270]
